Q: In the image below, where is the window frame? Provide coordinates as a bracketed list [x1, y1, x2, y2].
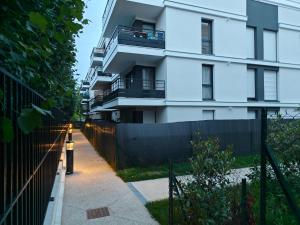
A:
[201, 19, 213, 55]
[202, 65, 214, 101]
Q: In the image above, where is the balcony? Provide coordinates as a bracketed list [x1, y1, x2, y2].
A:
[90, 67, 112, 90]
[90, 48, 104, 68]
[103, 26, 165, 73]
[80, 80, 90, 92]
[103, 78, 165, 106]
[90, 95, 104, 109]
[102, 0, 163, 37]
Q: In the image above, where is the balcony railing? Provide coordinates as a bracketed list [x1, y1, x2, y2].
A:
[105, 26, 165, 56]
[103, 78, 165, 103]
[90, 95, 104, 109]
[90, 67, 112, 83]
[102, 0, 114, 30]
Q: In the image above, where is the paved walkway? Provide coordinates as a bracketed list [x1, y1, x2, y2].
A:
[62, 130, 158, 225]
[130, 167, 252, 202]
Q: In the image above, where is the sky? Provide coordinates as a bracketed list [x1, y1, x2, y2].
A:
[75, 0, 107, 84]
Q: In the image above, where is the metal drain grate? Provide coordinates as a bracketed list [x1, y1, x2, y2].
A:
[86, 207, 110, 220]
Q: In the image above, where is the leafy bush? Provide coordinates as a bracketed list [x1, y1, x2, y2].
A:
[247, 115, 300, 225]
[178, 133, 235, 225]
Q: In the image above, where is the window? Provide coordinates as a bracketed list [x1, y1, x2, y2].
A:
[247, 69, 256, 100]
[142, 23, 155, 32]
[202, 65, 213, 100]
[263, 30, 277, 61]
[142, 67, 155, 90]
[264, 70, 277, 101]
[202, 19, 213, 54]
[247, 27, 255, 59]
[203, 110, 215, 120]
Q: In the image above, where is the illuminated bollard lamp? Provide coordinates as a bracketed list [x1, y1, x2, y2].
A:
[66, 141, 74, 175]
[68, 128, 73, 141]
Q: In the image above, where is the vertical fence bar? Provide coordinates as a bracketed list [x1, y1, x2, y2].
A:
[260, 108, 267, 225]
[169, 161, 173, 225]
[0, 69, 67, 225]
[241, 178, 247, 225]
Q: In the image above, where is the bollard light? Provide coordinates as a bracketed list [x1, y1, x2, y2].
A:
[66, 141, 74, 175]
[69, 123, 73, 129]
[66, 141, 74, 151]
[68, 128, 73, 141]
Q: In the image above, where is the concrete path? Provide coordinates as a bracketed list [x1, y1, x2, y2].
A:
[130, 167, 252, 203]
[62, 130, 158, 225]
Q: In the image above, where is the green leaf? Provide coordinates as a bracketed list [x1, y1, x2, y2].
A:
[53, 32, 65, 43]
[1, 117, 14, 143]
[29, 12, 48, 32]
[17, 108, 42, 134]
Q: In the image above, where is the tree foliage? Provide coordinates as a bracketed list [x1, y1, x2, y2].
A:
[0, 0, 87, 117]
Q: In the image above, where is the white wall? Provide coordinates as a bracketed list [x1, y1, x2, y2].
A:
[165, 7, 247, 58]
[165, 57, 247, 102]
[156, 106, 247, 123]
[165, 0, 246, 16]
[278, 68, 300, 103]
[278, 28, 300, 64]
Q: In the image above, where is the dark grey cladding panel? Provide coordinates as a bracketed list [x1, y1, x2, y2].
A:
[247, 0, 278, 31]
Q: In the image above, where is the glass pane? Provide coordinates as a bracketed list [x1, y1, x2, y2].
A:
[203, 86, 212, 99]
[202, 66, 211, 85]
[142, 68, 154, 90]
[142, 24, 155, 31]
[202, 20, 212, 54]
[247, 69, 256, 98]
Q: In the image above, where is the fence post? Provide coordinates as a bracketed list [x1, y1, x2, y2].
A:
[260, 108, 267, 225]
[169, 160, 173, 225]
[241, 178, 247, 225]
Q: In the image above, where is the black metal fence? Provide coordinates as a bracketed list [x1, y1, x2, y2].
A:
[82, 119, 261, 170]
[0, 69, 68, 225]
[81, 121, 117, 170]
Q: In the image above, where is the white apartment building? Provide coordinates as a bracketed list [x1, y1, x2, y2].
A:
[82, 0, 300, 123]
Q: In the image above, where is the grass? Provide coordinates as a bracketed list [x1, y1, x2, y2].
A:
[146, 199, 184, 225]
[117, 154, 259, 182]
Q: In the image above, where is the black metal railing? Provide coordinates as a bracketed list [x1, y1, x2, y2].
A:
[102, 78, 165, 102]
[90, 95, 104, 109]
[105, 25, 165, 56]
[259, 108, 300, 225]
[0, 68, 68, 225]
[111, 78, 165, 91]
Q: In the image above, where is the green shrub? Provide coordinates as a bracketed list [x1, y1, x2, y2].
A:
[178, 133, 235, 225]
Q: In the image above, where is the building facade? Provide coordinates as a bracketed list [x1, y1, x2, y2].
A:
[81, 0, 300, 123]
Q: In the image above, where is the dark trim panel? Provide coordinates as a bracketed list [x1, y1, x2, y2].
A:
[247, 0, 278, 60]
